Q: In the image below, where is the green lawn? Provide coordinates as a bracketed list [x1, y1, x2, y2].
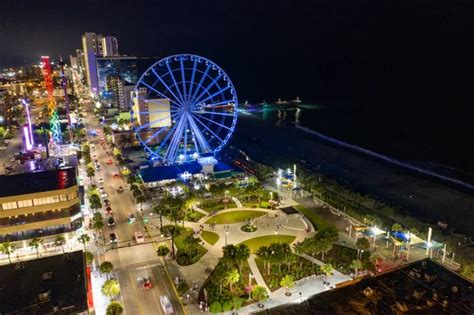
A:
[205, 210, 266, 224]
[239, 235, 296, 252]
[294, 204, 334, 231]
[201, 230, 220, 245]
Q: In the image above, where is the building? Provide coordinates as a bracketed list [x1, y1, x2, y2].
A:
[0, 167, 82, 244]
[96, 56, 160, 109]
[0, 250, 89, 314]
[261, 259, 474, 315]
[102, 36, 119, 57]
[96, 56, 138, 102]
[138, 159, 240, 187]
[81, 32, 104, 95]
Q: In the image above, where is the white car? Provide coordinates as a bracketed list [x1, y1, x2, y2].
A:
[101, 192, 108, 199]
[98, 178, 104, 184]
[134, 232, 145, 243]
[160, 295, 174, 314]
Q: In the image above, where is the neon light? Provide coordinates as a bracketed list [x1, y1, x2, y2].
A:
[41, 56, 62, 144]
[23, 126, 32, 150]
[21, 99, 34, 147]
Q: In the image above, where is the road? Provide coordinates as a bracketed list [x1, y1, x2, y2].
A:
[82, 110, 185, 314]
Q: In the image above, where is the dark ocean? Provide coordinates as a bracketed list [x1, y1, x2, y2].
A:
[239, 103, 474, 186]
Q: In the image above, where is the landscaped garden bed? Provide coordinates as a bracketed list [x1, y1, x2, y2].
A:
[239, 235, 296, 253]
[161, 225, 207, 266]
[205, 210, 266, 225]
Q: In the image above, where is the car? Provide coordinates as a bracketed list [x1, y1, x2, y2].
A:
[109, 233, 117, 243]
[128, 214, 136, 224]
[106, 159, 113, 165]
[98, 178, 104, 184]
[105, 206, 113, 215]
[101, 192, 108, 199]
[160, 295, 174, 314]
[104, 199, 111, 206]
[134, 232, 145, 243]
[94, 159, 99, 164]
[113, 173, 119, 179]
[138, 276, 152, 290]
[117, 186, 124, 193]
[93, 154, 97, 159]
[95, 164, 101, 171]
[107, 216, 116, 227]
[99, 186, 105, 192]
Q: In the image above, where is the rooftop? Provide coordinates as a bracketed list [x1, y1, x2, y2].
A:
[0, 166, 77, 198]
[260, 259, 474, 315]
[0, 251, 88, 315]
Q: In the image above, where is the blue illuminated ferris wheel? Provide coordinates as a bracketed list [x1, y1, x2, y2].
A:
[131, 54, 238, 164]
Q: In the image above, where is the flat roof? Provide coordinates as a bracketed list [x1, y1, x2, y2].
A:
[260, 259, 474, 314]
[139, 161, 203, 182]
[0, 250, 88, 314]
[0, 167, 77, 198]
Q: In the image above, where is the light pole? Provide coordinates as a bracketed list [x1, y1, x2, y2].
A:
[248, 273, 254, 300]
[225, 226, 229, 246]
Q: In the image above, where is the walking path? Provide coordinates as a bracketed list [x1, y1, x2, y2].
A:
[247, 255, 271, 294]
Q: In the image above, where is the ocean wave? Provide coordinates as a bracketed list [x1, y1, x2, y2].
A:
[296, 124, 474, 191]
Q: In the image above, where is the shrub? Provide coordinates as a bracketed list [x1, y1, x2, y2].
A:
[209, 301, 222, 313]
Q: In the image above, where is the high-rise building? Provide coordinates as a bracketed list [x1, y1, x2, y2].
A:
[75, 49, 86, 79]
[82, 32, 104, 95]
[0, 167, 82, 244]
[96, 56, 159, 108]
[102, 36, 119, 57]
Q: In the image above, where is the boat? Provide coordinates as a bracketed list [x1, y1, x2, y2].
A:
[274, 98, 290, 105]
[290, 97, 302, 104]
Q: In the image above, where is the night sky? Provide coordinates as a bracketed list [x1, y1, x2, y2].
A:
[1, 0, 473, 112]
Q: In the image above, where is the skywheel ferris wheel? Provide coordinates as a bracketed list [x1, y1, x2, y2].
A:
[130, 54, 238, 164]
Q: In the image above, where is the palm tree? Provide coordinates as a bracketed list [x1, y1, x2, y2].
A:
[29, 237, 43, 258]
[350, 259, 363, 278]
[136, 194, 147, 211]
[86, 163, 95, 182]
[89, 194, 102, 212]
[224, 269, 240, 291]
[100, 261, 114, 279]
[93, 219, 104, 231]
[252, 285, 268, 302]
[78, 233, 90, 251]
[391, 223, 403, 232]
[93, 212, 103, 222]
[55, 235, 66, 254]
[156, 245, 170, 261]
[102, 279, 121, 300]
[235, 244, 250, 273]
[356, 237, 370, 259]
[321, 263, 333, 278]
[0, 241, 15, 264]
[280, 274, 295, 296]
[106, 301, 124, 315]
[257, 246, 272, 275]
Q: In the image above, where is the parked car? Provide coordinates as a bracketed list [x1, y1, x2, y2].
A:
[105, 206, 113, 215]
[104, 199, 111, 206]
[98, 177, 104, 184]
[101, 192, 108, 199]
[117, 186, 124, 193]
[106, 159, 113, 165]
[128, 214, 136, 224]
[107, 216, 115, 227]
[109, 233, 117, 243]
[134, 232, 145, 243]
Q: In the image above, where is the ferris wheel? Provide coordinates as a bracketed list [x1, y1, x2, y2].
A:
[131, 54, 238, 164]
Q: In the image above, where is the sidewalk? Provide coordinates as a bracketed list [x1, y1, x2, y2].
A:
[247, 255, 271, 294]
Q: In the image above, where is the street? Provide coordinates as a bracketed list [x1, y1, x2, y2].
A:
[82, 110, 185, 315]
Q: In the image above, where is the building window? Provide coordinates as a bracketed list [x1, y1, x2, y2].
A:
[60, 195, 67, 202]
[2, 202, 17, 210]
[17, 200, 33, 208]
[68, 191, 77, 200]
